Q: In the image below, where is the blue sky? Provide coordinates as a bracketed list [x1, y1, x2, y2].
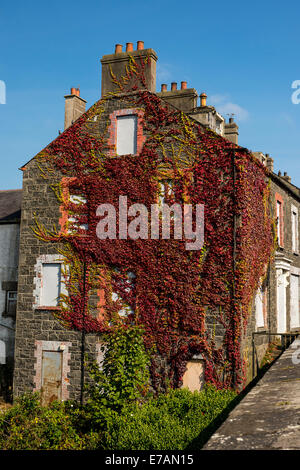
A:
[1, 0, 300, 189]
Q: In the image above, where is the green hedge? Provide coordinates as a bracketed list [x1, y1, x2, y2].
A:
[0, 385, 236, 450]
[0, 393, 98, 450]
[101, 385, 237, 450]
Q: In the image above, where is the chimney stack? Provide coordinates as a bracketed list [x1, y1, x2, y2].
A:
[266, 153, 274, 172]
[64, 87, 87, 130]
[283, 171, 292, 183]
[101, 41, 157, 97]
[224, 116, 239, 145]
[157, 81, 198, 112]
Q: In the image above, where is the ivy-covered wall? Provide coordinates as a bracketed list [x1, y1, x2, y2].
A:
[13, 56, 275, 399]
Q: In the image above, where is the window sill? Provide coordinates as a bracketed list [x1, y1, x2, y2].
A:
[35, 306, 62, 311]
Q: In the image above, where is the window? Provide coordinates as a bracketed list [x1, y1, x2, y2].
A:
[111, 271, 135, 318]
[41, 263, 62, 307]
[68, 194, 88, 232]
[158, 180, 173, 206]
[108, 109, 145, 157]
[0, 340, 5, 365]
[291, 205, 298, 253]
[6, 291, 17, 316]
[2, 282, 18, 317]
[255, 286, 266, 329]
[275, 194, 284, 247]
[215, 120, 222, 135]
[116, 115, 137, 155]
[290, 274, 300, 329]
[33, 255, 67, 309]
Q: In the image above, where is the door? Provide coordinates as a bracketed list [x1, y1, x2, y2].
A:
[41, 350, 62, 405]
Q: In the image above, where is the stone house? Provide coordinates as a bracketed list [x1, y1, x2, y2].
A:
[10, 42, 300, 404]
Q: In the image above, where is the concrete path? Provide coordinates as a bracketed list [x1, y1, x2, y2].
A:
[203, 338, 300, 450]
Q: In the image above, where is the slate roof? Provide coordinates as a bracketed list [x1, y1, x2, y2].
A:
[0, 189, 22, 222]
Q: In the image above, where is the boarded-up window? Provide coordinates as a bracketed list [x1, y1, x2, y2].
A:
[41, 263, 62, 306]
[181, 360, 204, 392]
[116, 115, 137, 155]
[41, 350, 62, 405]
[290, 274, 300, 329]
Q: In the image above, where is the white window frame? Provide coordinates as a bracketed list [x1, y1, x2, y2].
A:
[291, 204, 299, 254]
[255, 285, 265, 329]
[116, 114, 137, 156]
[276, 200, 282, 246]
[290, 273, 300, 329]
[33, 255, 67, 308]
[68, 194, 88, 232]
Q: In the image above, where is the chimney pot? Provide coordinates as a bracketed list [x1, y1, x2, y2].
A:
[200, 92, 207, 107]
[181, 81, 187, 90]
[137, 40, 144, 50]
[171, 82, 177, 91]
[161, 84, 167, 92]
[71, 87, 76, 95]
[229, 117, 234, 123]
[126, 42, 133, 52]
[115, 44, 123, 54]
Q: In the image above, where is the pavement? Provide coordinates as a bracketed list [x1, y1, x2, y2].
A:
[203, 338, 300, 450]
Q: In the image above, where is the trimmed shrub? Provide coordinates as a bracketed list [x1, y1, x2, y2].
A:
[0, 393, 96, 450]
[101, 385, 237, 450]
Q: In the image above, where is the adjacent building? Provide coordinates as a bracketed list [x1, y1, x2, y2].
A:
[0, 190, 21, 400]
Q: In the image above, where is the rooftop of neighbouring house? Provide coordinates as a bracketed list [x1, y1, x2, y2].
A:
[0, 189, 22, 222]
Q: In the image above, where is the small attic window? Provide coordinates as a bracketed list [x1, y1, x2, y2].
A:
[116, 115, 137, 156]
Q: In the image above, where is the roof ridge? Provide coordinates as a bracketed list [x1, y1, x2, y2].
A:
[0, 189, 22, 192]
